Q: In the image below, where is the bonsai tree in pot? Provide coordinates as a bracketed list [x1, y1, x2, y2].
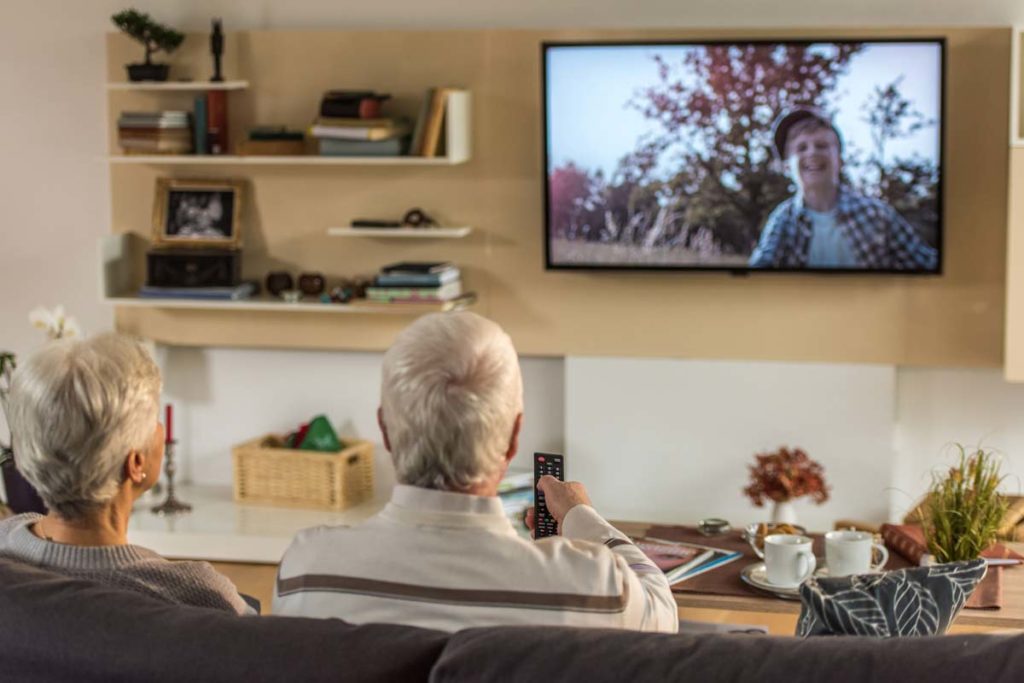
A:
[112, 9, 184, 82]
[924, 445, 1008, 563]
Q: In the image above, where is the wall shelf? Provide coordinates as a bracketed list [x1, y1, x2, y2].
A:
[107, 154, 467, 166]
[107, 80, 250, 91]
[100, 234, 474, 317]
[103, 295, 474, 315]
[327, 226, 472, 238]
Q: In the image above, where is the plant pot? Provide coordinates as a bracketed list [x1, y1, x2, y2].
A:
[126, 63, 169, 82]
[1, 460, 46, 514]
[771, 500, 797, 525]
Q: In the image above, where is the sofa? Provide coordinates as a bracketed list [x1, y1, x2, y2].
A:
[1, 559, 1022, 682]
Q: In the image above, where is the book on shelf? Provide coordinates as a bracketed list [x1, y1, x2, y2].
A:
[365, 281, 463, 302]
[137, 282, 257, 301]
[419, 87, 456, 158]
[381, 261, 456, 274]
[319, 91, 391, 119]
[631, 536, 743, 585]
[310, 119, 410, 141]
[193, 95, 208, 155]
[318, 137, 406, 157]
[207, 89, 229, 154]
[237, 139, 307, 156]
[409, 88, 434, 156]
[350, 292, 476, 312]
[374, 270, 461, 287]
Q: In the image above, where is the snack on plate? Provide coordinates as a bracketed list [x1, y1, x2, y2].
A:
[743, 522, 808, 557]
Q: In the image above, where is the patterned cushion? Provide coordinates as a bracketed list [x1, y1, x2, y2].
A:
[797, 559, 986, 637]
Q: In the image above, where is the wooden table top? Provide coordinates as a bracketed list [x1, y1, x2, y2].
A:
[613, 521, 1024, 630]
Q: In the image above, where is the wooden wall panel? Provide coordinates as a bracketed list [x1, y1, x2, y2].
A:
[108, 28, 1011, 366]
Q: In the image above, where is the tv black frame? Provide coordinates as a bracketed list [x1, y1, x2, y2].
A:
[540, 37, 947, 276]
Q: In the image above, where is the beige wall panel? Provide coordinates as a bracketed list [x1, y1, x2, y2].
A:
[108, 28, 1010, 365]
[1006, 148, 1024, 379]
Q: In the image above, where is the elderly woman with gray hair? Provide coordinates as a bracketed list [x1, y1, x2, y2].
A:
[0, 333, 252, 614]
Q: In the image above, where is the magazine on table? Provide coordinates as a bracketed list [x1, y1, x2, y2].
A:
[631, 536, 742, 585]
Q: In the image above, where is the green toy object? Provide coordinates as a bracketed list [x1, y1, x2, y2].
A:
[298, 415, 343, 452]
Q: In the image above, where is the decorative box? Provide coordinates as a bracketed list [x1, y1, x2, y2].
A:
[146, 248, 241, 288]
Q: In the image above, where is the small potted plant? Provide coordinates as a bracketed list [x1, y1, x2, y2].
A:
[111, 9, 184, 82]
[742, 446, 830, 524]
[923, 445, 1008, 563]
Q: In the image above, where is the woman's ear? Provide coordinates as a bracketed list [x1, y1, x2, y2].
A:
[124, 450, 147, 486]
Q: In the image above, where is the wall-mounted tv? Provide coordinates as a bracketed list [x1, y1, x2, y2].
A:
[542, 39, 944, 274]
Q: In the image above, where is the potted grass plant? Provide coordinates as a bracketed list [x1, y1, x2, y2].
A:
[923, 445, 1008, 563]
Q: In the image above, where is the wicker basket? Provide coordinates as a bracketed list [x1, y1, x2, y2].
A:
[232, 435, 374, 510]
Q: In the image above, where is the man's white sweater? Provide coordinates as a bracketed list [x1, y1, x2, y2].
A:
[273, 485, 678, 633]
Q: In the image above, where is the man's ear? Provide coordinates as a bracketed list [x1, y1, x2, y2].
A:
[377, 407, 391, 452]
[504, 413, 523, 464]
[124, 450, 146, 486]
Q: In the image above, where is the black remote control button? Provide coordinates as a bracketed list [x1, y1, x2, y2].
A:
[533, 452, 564, 539]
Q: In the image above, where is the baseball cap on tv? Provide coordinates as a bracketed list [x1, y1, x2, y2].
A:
[771, 107, 843, 160]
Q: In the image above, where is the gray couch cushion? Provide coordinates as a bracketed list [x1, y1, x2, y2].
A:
[430, 625, 1024, 683]
[0, 559, 448, 683]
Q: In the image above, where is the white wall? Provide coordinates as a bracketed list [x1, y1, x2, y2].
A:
[5, 1, 1024, 528]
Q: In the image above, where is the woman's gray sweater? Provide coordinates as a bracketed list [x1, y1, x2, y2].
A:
[0, 513, 252, 614]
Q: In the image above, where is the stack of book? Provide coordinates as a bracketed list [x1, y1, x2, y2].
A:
[117, 111, 192, 154]
[138, 281, 258, 301]
[237, 126, 306, 156]
[364, 262, 466, 306]
[311, 89, 409, 157]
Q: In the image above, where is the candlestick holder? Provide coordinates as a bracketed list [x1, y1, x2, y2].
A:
[152, 439, 192, 516]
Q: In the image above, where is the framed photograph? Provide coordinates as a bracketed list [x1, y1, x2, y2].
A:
[152, 178, 244, 249]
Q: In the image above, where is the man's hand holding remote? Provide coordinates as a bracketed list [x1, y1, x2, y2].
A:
[526, 476, 593, 535]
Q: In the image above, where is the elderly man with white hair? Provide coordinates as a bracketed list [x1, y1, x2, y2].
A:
[274, 312, 678, 633]
[0, 333, 252, 614]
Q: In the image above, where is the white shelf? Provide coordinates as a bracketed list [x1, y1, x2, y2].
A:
[104, 295, 473, 314]
[107, 80, 250, 91]
[327, 226, 472, 238]
[107, 154, 465, 166]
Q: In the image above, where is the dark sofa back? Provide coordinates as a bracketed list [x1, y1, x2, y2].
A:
[0, 559, 448, 683]
[432, 625, 1024, 683]
[3, 559, 1024, 683]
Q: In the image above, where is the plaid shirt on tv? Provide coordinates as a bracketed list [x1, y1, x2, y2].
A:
[748, 189, 938, 270]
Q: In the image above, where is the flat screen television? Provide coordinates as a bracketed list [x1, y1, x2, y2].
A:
[542, 39, 944, 273]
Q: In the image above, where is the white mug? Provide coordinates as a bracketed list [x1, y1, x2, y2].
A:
[824, 530, 889, 576]
[764, 534, 817, 587]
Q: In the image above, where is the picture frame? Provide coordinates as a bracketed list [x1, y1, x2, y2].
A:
[152, 178, 244, 249]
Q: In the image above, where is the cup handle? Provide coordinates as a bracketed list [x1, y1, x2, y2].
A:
[796, 550, 817, 582]
[871, 543, 889, 571]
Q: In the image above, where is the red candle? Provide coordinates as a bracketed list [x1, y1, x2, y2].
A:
[165, 404, 173, 443]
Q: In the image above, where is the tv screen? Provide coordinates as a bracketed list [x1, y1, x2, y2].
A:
[543, 39, 944, 273]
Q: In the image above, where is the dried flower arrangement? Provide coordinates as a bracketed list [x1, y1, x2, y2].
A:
[743, 446, 830, 507]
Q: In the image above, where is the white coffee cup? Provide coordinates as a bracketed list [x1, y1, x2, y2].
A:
[824, 530, 889, 576]
[764, 534, 817, 587]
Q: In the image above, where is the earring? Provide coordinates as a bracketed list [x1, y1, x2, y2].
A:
[141, 473, 147, 481]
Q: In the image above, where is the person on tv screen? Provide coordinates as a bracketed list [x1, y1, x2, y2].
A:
[748, 107, 938, 271]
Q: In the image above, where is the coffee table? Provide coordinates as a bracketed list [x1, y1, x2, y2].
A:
[613, 520, 1024, 633]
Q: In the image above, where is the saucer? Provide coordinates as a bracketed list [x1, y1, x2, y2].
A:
[739, 562, 803, 599]
[813, 566, 882, 579]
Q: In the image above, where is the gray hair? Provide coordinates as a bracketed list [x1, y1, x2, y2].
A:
[8, 333, 161, 518]
[380, 312, 523, 491]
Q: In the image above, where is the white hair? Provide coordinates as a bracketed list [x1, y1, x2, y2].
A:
[8, 333, 161, 518]
[380, 312, 523, 491]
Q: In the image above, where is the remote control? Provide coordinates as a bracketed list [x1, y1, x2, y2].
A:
[533, 452, 564, 539]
